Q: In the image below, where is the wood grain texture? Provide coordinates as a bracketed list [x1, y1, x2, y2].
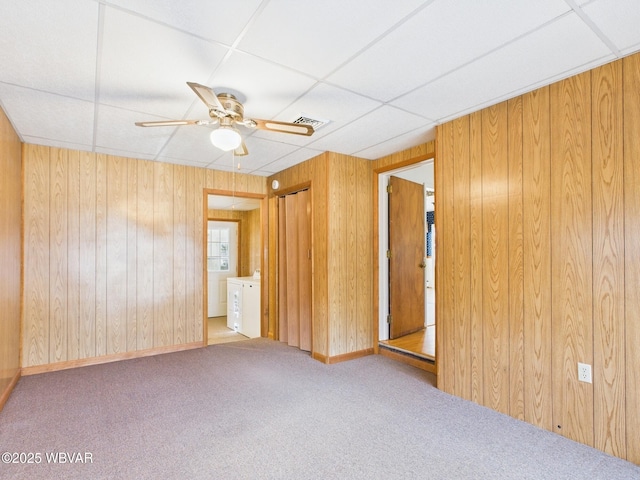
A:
[20, 146, 266, 369]
[507, 96, 525, 420]
[278, 196, 288, 343]
[522, 86, 553, 431]
[95, 154, 107, 357]
[106, 155, 127, 355]
[436, 121, 455, 394]
[452, 116, 471, 401]
[285, 193, 300, 347]
[481, 102, 510, 415]
[173, 165, 187, 345]
[469, 110, 484, 404]
[153, 162, 174, 347]
[136, 159, 154, 350]
[50, 148, 68, 363]
[0, 106, 21, 398]
[78, 151, 96, 359]
[550, 72, 594, 447]
[298, 189, 312, 352]
[356, 157, 373, 352]
[23, 144, 50, 367]
[67, 150, 81, 361]
[436, 52, 640, 464]
[623, 53, 640, 465]
[127, 158, 138, 351]
[592, 60, 625, 458]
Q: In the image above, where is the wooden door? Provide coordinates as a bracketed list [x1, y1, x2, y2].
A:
[278, 189, 312, 352]
[388, 176, 425, 339]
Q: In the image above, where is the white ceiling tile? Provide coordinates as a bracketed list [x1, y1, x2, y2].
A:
[208, 51, 318, 120]
[327, 0, 571, 101]
[392, 13, 613, 122]
[159, 124, 227, 165]
[252, 83, 381, 146]
[582, 0, 640, 52]
[99, 6, 228, 118]
[354, 124, 436, 160]
[96, 104, 177, 157]
[237, 0, 429, 79]
[94, 146, 159, 161]
[0, 84, 95, 145]
[106, 0, 263, 45]
[0, 0, 99, 101]
[308, 105, 432, 155]
[259, 148, 326, 174]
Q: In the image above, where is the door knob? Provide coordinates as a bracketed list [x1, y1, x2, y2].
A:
[419, 261, 426, 269]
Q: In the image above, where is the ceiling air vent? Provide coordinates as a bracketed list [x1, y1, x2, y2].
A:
[291, 114, 329, 131]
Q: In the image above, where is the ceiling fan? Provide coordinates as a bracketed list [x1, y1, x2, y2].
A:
[135, 82, 314, 156]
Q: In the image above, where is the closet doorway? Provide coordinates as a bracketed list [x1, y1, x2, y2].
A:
[277, 188, 312, 352]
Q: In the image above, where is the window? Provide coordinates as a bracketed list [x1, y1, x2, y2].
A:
[207, 227, 230, 271]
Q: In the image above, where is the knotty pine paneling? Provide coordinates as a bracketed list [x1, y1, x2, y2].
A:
[0, 106, 21, 407]
[436, 52, 640, 464]
[21, 146, 266, 369]
[550, 71, 594, 447]
[623, 53, 640, 465]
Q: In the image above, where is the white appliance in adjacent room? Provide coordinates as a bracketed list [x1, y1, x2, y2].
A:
[226, 277, 261, 338]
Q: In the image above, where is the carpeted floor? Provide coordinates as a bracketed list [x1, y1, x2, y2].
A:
[1, 338, 638, 479]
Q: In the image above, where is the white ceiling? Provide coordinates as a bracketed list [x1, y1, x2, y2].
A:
[1, 0, 639, 176]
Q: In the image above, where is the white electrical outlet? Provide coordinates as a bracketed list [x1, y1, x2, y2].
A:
[578, 362, 592, 383]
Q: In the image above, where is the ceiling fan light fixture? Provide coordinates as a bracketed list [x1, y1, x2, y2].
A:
[210, 126, 242, 151]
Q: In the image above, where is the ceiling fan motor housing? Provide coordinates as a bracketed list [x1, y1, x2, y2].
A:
[216, 93, 244, 119]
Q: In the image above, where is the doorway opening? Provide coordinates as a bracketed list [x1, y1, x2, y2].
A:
[204, 192, 264, 346]
[377, 160, 435, 364]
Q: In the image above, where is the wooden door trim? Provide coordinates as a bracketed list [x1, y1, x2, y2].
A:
[202, 189, 267, 344]
[372, 153, 435, 358]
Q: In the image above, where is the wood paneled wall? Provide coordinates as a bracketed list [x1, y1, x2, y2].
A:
[0, 107, 22, 409]
[22, 145, 266, 370]
[435, 53, 640, 464]
[267, 152, 373, 361]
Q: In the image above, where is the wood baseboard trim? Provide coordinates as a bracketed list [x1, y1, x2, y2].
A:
[379, 346, 437, 374]
[21, 341, 205, 376]
[0, 369, 21, 412]
[313, 348, 374, 364]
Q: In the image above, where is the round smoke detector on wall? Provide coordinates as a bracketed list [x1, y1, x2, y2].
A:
[271, 180, 280, 190]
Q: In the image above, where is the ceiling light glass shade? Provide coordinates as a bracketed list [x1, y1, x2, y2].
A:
[210, 126, 242, 151]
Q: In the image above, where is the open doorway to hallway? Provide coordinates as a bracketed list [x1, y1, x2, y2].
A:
[377, 160, 435, 362]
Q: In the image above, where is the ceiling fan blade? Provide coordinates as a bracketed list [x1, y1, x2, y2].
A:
[250, 118, 314, 136]
[187, 81, 225, 112]
[135, 119, 204, 127]
[234, 141, 248, 156]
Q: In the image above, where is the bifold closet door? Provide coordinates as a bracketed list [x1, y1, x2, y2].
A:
[278, 189, 311, 351]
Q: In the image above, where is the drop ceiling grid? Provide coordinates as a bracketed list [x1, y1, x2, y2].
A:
[1, 0, 640, 174]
